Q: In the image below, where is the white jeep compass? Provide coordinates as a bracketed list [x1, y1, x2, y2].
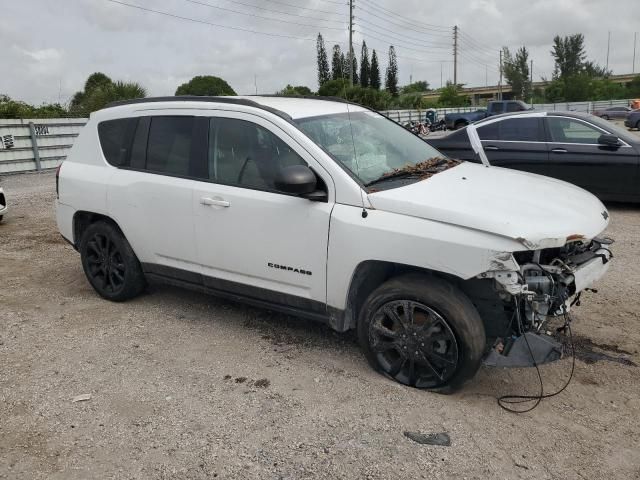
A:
[56, 96, 612, 391]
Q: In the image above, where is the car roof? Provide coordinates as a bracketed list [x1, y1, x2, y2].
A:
[100, 95, 367, 121]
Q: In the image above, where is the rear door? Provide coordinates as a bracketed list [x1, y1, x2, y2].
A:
[477, 117, 549, 175]
[544, 116, 639, 199]
[107, 114, 207, 272]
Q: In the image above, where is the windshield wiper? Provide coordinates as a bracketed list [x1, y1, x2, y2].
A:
[364, 157, 460, 188]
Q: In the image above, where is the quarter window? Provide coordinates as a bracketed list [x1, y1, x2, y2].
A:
[97, 118, 136, 166]
[209, 118, 307, 190]
[146, 117, 195, 176]
[547, 118, 604, 144]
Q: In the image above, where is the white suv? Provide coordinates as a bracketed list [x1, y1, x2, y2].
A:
[56, 96, 612, 391]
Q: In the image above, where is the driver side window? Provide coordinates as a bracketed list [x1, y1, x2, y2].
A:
[208, 118, 306, 190]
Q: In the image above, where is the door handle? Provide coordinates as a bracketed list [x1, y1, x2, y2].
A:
[200, 197, 230, 207]
[484, 145, 499, 151]
[551, 148, 568, 153]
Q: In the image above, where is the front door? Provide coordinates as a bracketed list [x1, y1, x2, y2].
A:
[192, 113, 333, 313]
[544, 116, 639, 200]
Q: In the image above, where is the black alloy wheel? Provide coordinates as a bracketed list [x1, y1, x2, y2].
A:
[369, 300, 459, 388]
[85, 232, 126, 295]
[79, 221, 146, 301]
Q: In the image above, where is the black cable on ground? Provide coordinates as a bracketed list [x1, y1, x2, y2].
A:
[497, 307, 576, 413]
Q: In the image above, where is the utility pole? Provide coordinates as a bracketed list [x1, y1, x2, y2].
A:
[606, 31, 611, 72]
[634, 32, 637, 74]
[349, 0, 354, 87]
[453, 25, 458, 86]
[530, 59, 534, 107]
[498, 49, 503, 101]
[254, 74, 257, 95]
[440, 62, 443, 88]
[485, 65, 488, 87]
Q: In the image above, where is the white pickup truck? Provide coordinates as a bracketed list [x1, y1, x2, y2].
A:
[56, 96, 612, 392]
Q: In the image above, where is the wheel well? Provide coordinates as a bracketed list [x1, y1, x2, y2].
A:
[338, 261, 461, 331]
[454, 120, 468, 128]
[338, 261, 510, 340]
[72, 211, 122, 248]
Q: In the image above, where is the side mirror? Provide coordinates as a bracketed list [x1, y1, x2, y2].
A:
[598, 134, 621, 147]
[274, 165, 317, 195]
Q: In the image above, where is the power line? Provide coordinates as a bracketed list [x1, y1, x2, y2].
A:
[355, 16, 451, 48]
[358, 0, 450, 32]
[351, 40, 450, 66]
[355, 4, 452, 38]
[353, 30, 451, 54]
[354, 23, 452, 51]
[459, 31, 499, 56]
[257, 0, 346, 17]
[179, 0, 345, 30]
[103, 0, 347, 43]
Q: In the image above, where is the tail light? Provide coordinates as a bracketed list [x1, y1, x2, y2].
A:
[55, 162, 63, 199]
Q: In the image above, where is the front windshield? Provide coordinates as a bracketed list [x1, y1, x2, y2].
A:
[296, 111, 444, 185]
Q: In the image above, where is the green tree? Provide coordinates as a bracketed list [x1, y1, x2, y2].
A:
[401, 81, 429, 94]
[360, 41, 370, 88]
[70, 73, 147, 114]
[0, 95, 67, 119]
[628, 75, 640, 97]
[316, 33, 331, 88]
[502, 46, 531, 100]
[385, 46, 398, 96]
[318, 78, 349, 97]
[175, 75, 236, 96]
[438, 82, 469, 107]
[278, 84, 313, 96]
[341, 53, 348, 80]
[351, 52, 359, 85]
[370, 49, 381, 90]
[551, 34, 586, 79]
[331, 45, 343, 80]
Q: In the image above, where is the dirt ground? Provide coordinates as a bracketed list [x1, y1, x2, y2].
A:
[1, 171, 639, 480]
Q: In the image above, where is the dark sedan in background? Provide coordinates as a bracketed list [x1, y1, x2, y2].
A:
[592, 106, 633, 120]
[426, 111, 640, 203]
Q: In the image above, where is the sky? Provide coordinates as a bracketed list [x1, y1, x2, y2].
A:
[2, 0, 639, 105]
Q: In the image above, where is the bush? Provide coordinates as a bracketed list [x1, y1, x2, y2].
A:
[175, 75, 236, 96]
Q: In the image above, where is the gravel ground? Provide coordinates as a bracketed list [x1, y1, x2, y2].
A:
[1, 171, 639, 480]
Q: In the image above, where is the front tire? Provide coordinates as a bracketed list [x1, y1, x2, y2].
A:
[601, 115, 609, 120]
[358, 274, 486, 393]
[79, 221, 146, 301]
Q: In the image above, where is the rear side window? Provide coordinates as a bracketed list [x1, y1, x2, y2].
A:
[97, 118, 136, 166]
[491, 103, 505, 114]
[146, 117, 195, 176]
[499, 118, 541, 141]
[479, 118, 541, 142]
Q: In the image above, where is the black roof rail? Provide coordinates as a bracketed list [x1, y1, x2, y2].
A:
[104, 96, 292, 120]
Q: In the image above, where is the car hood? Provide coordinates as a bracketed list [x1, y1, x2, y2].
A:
[367, 162, 609, 250]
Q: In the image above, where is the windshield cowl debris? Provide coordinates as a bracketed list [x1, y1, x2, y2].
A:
[365, 157, 461, 188]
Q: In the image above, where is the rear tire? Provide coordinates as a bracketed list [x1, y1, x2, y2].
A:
[601, 115, 610, 120]
[357, 274, 486, 393]
[79, 221, 146, 301]
[454, 121, 468, 130]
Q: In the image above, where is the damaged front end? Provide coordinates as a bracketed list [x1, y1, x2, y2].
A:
[479, 237, 613, 368]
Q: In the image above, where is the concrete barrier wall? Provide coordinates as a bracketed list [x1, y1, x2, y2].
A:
[0, 118, 87, 174]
